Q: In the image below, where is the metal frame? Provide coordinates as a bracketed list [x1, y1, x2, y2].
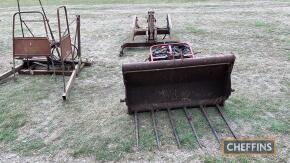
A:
[0, 0, 91, 100]
[57, 6, 83, 100]
[12, 11, 53, 79]
[119, 11, 179, 56]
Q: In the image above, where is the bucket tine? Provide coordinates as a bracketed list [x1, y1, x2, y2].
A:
[200, 106, 220, 144]
[151, 110, 161, 149]
[183, 107, 203, 148]
[134, 111, 139, 150]
[167, 108, 181, 148]
[216, 105, 237, 139]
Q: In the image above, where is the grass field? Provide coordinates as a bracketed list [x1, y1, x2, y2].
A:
[0, 0, 289, 162]
[0, 0, 208, 7]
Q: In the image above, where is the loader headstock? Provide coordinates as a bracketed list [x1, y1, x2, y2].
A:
[120, 10, 179, 56]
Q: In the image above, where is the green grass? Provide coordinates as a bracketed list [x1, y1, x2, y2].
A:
[0, 112, 26, 142]
[254, 20, 275, 33]
[224, 96, 259, 120]
[203, 155, 262, 163]
[138, 112, 156, 150]
[174, 109, 197, 149]
[52, 112, 136, 161]
[255, 21, 268, 27]
[0, 78, 288, 161]
[0, 77, 57, 150]
[0, 0, 208, 7]
[186, 25, 206, 35]
[72, 136, 132, 161]
[0, 2, 289, 162]
[12, 138, 46, 155]
[225, 96, 290, 136]
[204, 156, 223, 163]
[270, 120, 289, 134]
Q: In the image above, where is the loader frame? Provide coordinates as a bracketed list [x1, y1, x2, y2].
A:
[0, 1, 91, 100]
[119, 11, 179, 56]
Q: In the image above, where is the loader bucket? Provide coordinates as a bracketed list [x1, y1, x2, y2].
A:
[122, 54, 235, 114]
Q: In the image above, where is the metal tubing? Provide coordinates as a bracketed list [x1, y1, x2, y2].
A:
[57, 6, 72, 97]
[183, 107, 203, 148]
[77, 15, 81, 60]
[12, 11, 49, 41]
[151, 110, 160, 149]
[57, 6, 71, 42]
[200, 106, 220, 144]
[216, 105, 237, 139]
[167, 108, 181, 148]
[13, 58, 16, 80]
[38, 0, 62, 59]
[0, 64, 23, 81]
[38, 0, 55, 40]
[18, 69, 74, 76]
[17, 0, 24, 37]
[62, 63, 81, 100]
[50, 55, 56, 80]
[22, 21, 35, 37]
[62, 61, 66, 93]
[134, 111, 139, 150]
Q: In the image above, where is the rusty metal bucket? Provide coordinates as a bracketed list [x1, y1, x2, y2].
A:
[122, 54, 236, 114]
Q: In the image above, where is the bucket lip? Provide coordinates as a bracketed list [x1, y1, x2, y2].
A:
[122, 54, 236, 72]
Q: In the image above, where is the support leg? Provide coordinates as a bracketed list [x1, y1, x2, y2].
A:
[62, 64, 80, 100]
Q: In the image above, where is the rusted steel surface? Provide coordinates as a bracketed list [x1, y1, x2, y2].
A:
[2, 1, 91, 100]
[120, 11, 179, 56]
[13, 37, 51, 57]
[13, 11, 50, 58]
[123, 54, 235, 114]
[147, 11, 157, 41]
[16, 59, 92, 66]
[121, 40, 178, 50]
[60, 34, 73, 60]
[57, 6, 73, 60]
[18, 69, 73, 76]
